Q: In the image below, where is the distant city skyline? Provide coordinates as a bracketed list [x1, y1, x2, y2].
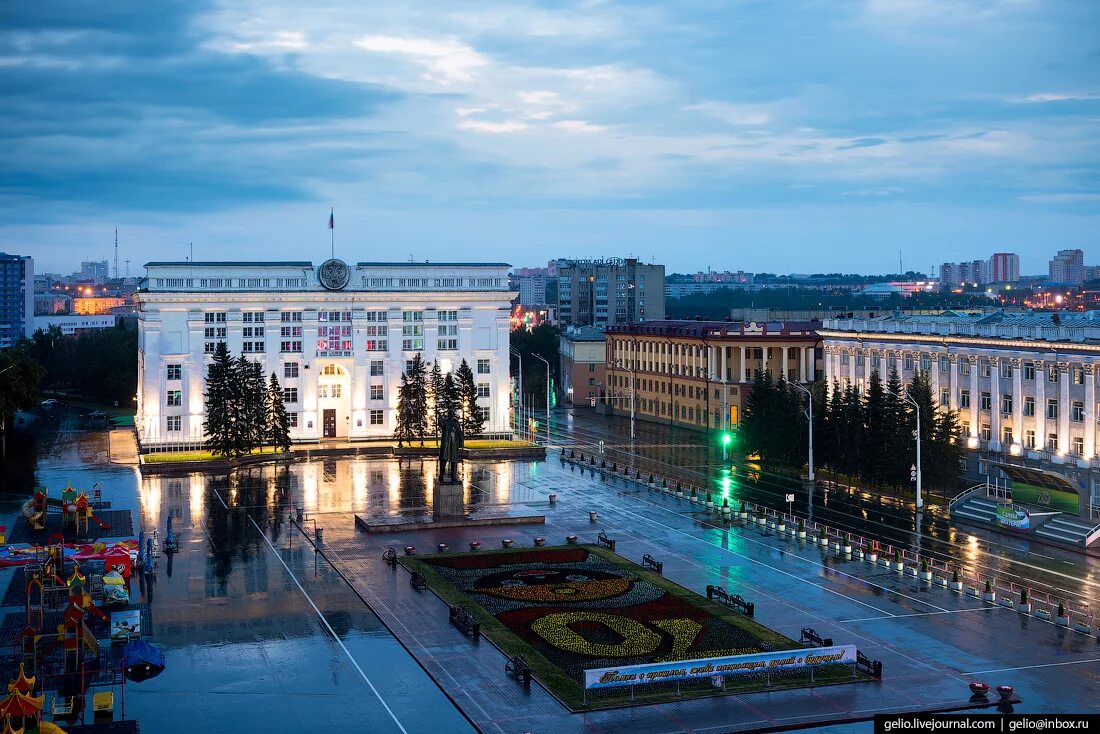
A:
[2, 1, 1097, 274]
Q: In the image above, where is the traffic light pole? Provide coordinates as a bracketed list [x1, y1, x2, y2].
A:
[790, 382, 814, 484]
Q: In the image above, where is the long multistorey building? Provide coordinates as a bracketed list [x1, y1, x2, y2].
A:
[556, 258, 664, 327]
[604, 320, 820, 432]
[820, 311, 1100, 515]
[0, 253, 33, 349]
[134, 260, 515, 446]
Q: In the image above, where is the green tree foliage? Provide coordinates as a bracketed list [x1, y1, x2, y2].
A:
[509, 323, 559, 407]
[428, 360, 445, 435]
[203, 342, 235, 456]
[238, 357, 267, 452]
[266, 372, 291, 452]
[0, 344, 43, 456]
[455, 358, 485, 435]
[27, 322, 137, 405]
[404, 353, 429, 444]
[394, 372, 415, 447]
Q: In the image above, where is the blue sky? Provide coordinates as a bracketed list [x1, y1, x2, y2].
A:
[2, 0, 1097, 275]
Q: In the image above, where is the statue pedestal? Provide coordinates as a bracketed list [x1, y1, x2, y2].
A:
[435, 482, 464, 520]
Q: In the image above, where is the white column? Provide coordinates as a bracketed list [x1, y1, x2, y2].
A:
[1059, 362, 1071, 457]
[948, 355, 959, 410]
[740, 346, 748, 383]
[1085, 363, 1096, 460]
[928, 352, 940, 403]
[969, 356, 979, 441]
[1034, 359, 1046, 452]
[720, 346, 727, 382]
[989, 357, 1001, 450]
[1012, 358, 1023, 450]
[848, 348, 856, 386]
[799, 346, 807, 382]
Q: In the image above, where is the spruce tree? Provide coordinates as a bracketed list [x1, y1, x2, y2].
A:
[882, 367, 907, 486]
[394, 373, 414, 447]
[203, 342, 234, 456]
[455, 358, 484, 435]
[406, 353, 429, 444]
[428, 361, 445, 436]
[862, 370, 890, 486]
[267, 372, 292, 452]
[742, 369, 775, 465]
[441, 372, 459, 423]
[242, 358, 267, 452]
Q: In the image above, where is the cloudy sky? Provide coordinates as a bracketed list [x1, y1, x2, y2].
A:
[2, 0, 1097, 275]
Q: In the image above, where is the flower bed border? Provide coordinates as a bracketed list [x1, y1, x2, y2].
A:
[400, 544, 864, 710]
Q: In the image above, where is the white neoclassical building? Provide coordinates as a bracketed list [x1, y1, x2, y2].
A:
[820, 311, 1100, 516]
[134, 259, 515, 446]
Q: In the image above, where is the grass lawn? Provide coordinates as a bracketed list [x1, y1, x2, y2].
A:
[142, 446, 288, 464]
[402, 544, 863, 710]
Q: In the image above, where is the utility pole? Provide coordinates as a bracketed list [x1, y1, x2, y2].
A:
[887, 387, 923, 511]
[534, 353, 550, 441]
[114, 228, 119, 279]
[509, 347, 523, 433]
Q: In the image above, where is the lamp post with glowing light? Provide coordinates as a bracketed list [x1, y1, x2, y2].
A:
[790, 382, 814, 484]
[886, 386, 923, 511]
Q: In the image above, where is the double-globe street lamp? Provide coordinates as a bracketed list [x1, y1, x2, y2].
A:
[885, 386, 924, 511]
[533, 353, 551, 443]
[789, 382, 814, 484]
[612, 360, 637, 442]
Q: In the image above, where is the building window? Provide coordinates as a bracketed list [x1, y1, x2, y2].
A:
[403, 310, 423, 322]
[1048, 366, 1058, 383]
[1071, 401, 1084, 422]
[437, 322, 458, 351]
[903, 355, 914, 371]
[283, 388, 298, 404]
[940, 388, 949, 405]
[204, 312, 227, 324]
[242, 311, 265, 323]
[1073, 367, 1084, 385]
[920, 354, 930, 371]
[1000, 361, 1012, 378]
[280, 341, 302, 353]
[166, 416, 182, 432]
[369, 410, 384, 425]
[166, 364, 181, 380]
[1023, 397, 1035, 417]
[980, 362, 991, 378]
[1025, 430, 1035, 449]
[1072, 436, 1084, 456]
[438, 310, 458, 321]
[959, 361, 970, 376]
[280, 311, 302, 323]
[280, 325, 302, 338]
[960, 389, 970, 408]
[284, 362, 299, 379]
[370, 360, 384, 376]
[1002, 427, 1013, 445]
[998, 394, 1011, 415]
[477, 359, 491, 374]
[1047, 433, 1058, 452]
[370, 385, 384, 401]
[1023, 363, 1035, 380]
[476, 383, 490, 398]
[366, 339, 388, 351]
[477, 406, 490, 423]
[939, 356, 949, 373]
[166, 390, 182, 407]
[980, 423, 991, 441]
[1047, 399, 1058, 420]
[242, 341, 264, 354]
[979, 392, 991, 411]
[288, 413, 298, 428]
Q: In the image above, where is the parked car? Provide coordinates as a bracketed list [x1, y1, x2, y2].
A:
[40, 398, 58, 407]
[89, 409, 109, 419]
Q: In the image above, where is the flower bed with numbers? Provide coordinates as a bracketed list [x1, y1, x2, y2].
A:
[402, 545, 857, 709]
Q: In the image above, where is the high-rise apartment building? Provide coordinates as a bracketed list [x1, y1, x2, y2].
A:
[556, 258, 664, 327]
[80, 260, 110, 284]
[0, 253, 34, 349]
[1050, 249, 1085, 285]
[989, 253, 1020, 283]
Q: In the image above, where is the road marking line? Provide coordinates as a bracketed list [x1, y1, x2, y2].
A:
[214, 492, 409, 734]
[840, 607, 1003, 623]
[963, 658, 1100, 675]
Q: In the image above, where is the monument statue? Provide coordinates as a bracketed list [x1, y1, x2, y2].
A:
[438, 412, 465, 484]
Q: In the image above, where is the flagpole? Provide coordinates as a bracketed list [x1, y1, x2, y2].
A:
[330, 207, 334, 259]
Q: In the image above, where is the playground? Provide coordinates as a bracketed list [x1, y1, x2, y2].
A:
[0, 478, 170, 733]
[402, 544, 864, 709]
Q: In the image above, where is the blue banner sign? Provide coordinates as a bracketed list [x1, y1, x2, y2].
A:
[583, 645, 857, 690]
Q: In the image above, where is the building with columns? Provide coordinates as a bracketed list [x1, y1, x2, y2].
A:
[820, 311, 1100, 518]
[134, 260, 515, 447]
[603, 320, 820, 433]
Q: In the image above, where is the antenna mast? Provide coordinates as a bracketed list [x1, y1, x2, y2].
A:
[114, 228, 119, 279]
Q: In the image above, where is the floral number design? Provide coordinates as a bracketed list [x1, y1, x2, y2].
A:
[531, 612, 662, 658]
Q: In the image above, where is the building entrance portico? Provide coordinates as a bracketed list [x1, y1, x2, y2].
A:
[316, 363, 351, 439]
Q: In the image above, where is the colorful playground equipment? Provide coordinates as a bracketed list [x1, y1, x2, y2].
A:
[0, 540, 137, 569]
[20, 484, 111, 538]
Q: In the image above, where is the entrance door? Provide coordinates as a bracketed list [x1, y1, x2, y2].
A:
[323, 409, 336, 438]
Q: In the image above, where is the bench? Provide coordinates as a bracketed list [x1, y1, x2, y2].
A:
[706, 584, 755, 617]
[597, 531, 616, 552]
[449, 605, 480, 640]
[505, 655, 532, 684]
[641, 554, 663, 574]
[382, 547, 398, 566]
[800, 627, 833, 647]
[857, 650, 883, 678]
[410, 571, 428, 591]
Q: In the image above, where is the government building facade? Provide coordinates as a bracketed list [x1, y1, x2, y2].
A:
[134, 260, 515, 447]
[820, 311, 1100, 518]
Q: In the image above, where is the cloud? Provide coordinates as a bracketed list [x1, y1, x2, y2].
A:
[837, 137, 889, 150]
[1011, 92, 1100, 104]
[457, 118, 528, 133]
[551, 120, 606, 133]
[1019, 193, 1100, 203]
[354, 35, 488, 84]
[685, 102, 771, 126]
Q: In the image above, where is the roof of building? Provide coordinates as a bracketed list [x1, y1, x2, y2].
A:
[608, 319, 819, 339]
[561, 325, 606, 342]
[823, 309, 1100, 344]
[145, 261, 312, 267]
[356, 262, 511, 267]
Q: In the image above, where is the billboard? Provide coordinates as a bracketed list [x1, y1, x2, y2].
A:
[583, 645, 857, 690]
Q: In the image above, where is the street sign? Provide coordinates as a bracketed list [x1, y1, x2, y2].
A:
[785, 494, 795, 503]
[910, 464, 917, 482]
[589, 396, 597, 407]
[599, 440, 605, 454]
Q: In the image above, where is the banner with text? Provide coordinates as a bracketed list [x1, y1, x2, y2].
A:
[583, 645, 858, 690]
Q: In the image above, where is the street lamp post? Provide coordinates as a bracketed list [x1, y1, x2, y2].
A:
[509, 347, 523, 438]
[887, 387, 924, 511]
[615, 360, 636, 441]
[533, 353, 550, 442]
[790, 382, 814, 484]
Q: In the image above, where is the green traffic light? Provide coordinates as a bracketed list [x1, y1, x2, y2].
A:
[721, 432, 732, 446]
